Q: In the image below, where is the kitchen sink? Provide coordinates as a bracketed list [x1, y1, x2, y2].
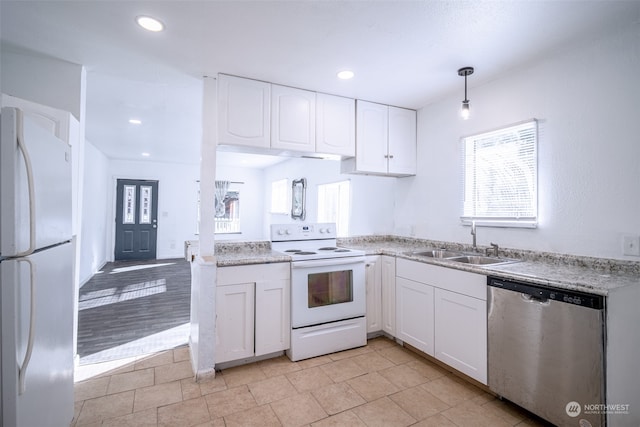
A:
[447, 255, 506, 265]
[406, 249, 519, 266]
[410, 249, 463, 258]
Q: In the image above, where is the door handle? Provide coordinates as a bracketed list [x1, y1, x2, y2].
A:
[15, 110, 37, 257]
[17, 258, 36, 395]
[152, 225, 157, 229]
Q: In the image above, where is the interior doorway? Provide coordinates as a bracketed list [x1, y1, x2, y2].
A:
[114, 179, 159, 260]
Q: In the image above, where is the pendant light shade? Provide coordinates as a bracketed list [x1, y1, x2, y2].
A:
[458, 67, 474, 120]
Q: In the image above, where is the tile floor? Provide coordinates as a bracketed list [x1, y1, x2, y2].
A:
[72, 337, 551, 427]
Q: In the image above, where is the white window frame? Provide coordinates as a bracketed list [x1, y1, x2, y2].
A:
[317, 180, 351, 237]
[270, 178, 289, 214]
[461, 119, 538, 228]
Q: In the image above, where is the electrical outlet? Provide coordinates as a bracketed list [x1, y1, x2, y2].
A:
[622, 235, 640, 256]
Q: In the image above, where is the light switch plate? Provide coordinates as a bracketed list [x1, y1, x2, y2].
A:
[622, 235, 640, 256]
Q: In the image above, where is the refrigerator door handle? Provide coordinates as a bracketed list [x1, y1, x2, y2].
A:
[17, 257, 36, 395]
[15, 109, 37, 257]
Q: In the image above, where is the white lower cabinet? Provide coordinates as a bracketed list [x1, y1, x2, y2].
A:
[434, 288, 487, 384]
[215, 283, 255, 363]
[216, 263, 290, 364]
[396, 277, 435, 356]
[365, 256, 382, 333]
[381, 255, 396, 336]
[396, 258, 487, 384]
[255, 279, 291, 356]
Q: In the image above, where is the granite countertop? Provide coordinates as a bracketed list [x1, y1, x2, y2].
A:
[187, 240, 291, 267]
[188, 237, 640, 296]
[338, 236, 640, 296]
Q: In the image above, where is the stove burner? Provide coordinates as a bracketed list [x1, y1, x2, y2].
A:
[318, 247, 338, 251]
[296, 251, 317, 255]
[285, 249, 302, 253]
[335, 249, 351, 253]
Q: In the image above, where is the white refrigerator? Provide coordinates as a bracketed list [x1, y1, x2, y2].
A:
[0, 106, 74, 426]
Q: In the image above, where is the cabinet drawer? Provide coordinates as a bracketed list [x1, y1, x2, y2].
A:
[396, 258, 486, 300]
[218, 263, 290, 286]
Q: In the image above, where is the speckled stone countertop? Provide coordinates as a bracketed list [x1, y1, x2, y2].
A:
[189, 237, 640, 296]
[337, 236, 640, 296]
[190, 241, 291, 267]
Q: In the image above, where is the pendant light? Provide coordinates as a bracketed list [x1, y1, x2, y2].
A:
[458, 67, 474, 120]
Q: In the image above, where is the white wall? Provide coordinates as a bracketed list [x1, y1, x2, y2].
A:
[1, 47, 85, 121]
[214, 165, 266, 241]
[263, 157, 396, 238]
[107, 159, 200, 260]
[79, 141, 110, 284]
[396, 23, 640, 260]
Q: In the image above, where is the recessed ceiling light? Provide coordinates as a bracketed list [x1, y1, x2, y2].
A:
[129, 119, 142, 125]
[136, 15, 164, 32]
[337, 70, 355, 80]
[141, 152, 151, 157]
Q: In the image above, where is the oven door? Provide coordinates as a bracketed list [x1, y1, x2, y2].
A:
[291, 257, 365, 328]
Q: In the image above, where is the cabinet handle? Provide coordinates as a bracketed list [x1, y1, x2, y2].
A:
[389, 154, 394, 159]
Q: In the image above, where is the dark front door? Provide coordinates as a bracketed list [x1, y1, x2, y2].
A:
[115, 179, 159, 260]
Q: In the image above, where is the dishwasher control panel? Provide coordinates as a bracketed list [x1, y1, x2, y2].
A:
[487, 277, 604, 309]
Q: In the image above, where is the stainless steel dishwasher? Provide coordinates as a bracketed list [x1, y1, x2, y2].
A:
[487, 277, 605, 427]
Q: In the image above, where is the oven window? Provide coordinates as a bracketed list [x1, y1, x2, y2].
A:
[308, 270, 353, 307]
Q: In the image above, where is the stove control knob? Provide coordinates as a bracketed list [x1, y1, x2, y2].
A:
[277, 229, 285, 235]
[319, 228, 325, 234]
[285, 229, 291, 235]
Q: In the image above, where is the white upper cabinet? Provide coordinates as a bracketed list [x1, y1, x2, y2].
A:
[343, 100, 416, 177]
[316, 93, 355, 157]
[355, 100, 389, 173]
[271, 85, 316, 152]
[388, 106, 417, 176]
[218, 74, 271, 148]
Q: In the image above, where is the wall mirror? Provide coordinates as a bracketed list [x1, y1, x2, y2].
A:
[291, 178, 307, 220]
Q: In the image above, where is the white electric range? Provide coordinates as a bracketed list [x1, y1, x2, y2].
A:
[270, 223, 367, 361]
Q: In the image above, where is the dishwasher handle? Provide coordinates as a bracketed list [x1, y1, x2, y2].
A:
[487, 277, 604, 309]
[520, 292, 550, 305]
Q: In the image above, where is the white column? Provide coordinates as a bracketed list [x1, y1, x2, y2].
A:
[190, 75, 217, 378]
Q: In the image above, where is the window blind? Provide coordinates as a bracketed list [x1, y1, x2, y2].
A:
[462, 120, 537, 227]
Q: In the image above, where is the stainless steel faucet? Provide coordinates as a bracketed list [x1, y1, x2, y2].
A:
[471, 220, 477, 250]
[487, 242, 499, 257]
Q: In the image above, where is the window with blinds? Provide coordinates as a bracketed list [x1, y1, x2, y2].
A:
[462, 120, 538, 227]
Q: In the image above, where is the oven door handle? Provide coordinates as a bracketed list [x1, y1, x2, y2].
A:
[291, 257, 365, 269]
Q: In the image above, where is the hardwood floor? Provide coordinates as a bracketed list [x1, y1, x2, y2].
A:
[77, 258, 191, 365]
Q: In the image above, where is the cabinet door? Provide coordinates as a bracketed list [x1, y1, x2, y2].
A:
[217, 74, 270, 148]
[255, 279, 291, 356]
[434, 288, 487, 384]
[271, 85, 316, 152]
[355, 100, 389, 173]
[396, 277, 434, 356]
[388, 106, 416, 176]
[381, 255, 396, 337]
[365, 256, 382, 333]
[316, 93, 355, 156]
[215, 283, 255, 363]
